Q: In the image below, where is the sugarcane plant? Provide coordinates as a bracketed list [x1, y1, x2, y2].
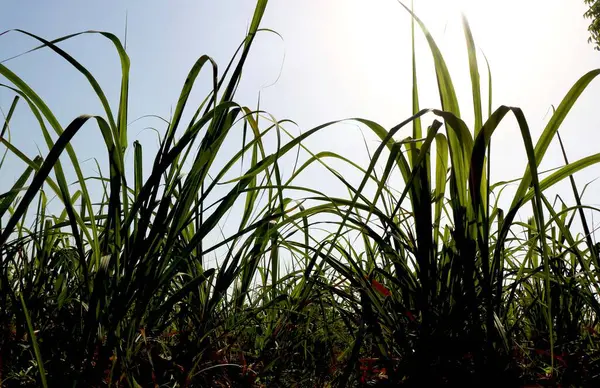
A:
[1, 0, 600, 386]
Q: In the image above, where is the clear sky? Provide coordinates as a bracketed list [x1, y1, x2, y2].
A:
[1, 0, 600, 235]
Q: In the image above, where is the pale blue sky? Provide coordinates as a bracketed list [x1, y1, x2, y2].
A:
[2, 1, 600, 240]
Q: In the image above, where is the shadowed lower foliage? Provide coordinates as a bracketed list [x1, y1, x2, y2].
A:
[1, 1, 600, 387]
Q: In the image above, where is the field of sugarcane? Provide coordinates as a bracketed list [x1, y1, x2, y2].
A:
[1, 1, 600, 387]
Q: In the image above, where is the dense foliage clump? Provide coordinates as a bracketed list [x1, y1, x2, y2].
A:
[585, 0, 600, 50]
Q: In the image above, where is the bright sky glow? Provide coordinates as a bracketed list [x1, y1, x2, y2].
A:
[1, 0, 600, 230]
